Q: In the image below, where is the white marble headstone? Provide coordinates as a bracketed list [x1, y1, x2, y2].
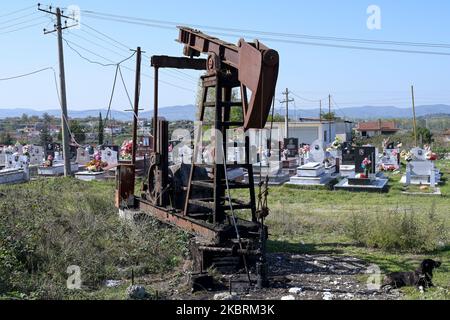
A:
[410, 161, 433, 176]
[101, 148, 118, 166]
[0, 147, 5, 166]
[12, 144, 23, 155]
[381, 149, 399, 166]
[309, 140, 325, 163]
[5, 153, 29, 170]
[76, 148, 91, 165]
[411, 147, 427, 161]
[28, 145, 45, 166]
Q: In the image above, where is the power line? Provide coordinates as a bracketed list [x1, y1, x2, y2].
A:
[0, 15, 48, 31]
[0, 11, 40, 26]
[65, 26, 198, 87]
[0, 21, 46, 36]
[0, 5, 36, 19]
[290, 91, 327, 103]
[81, 10, 450, 50]
[66, 30, 132, 59]
[0, 67, 55, 81]
[61, 35, 136, 67]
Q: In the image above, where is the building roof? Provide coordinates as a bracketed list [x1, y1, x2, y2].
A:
[356, 120, 399, 132]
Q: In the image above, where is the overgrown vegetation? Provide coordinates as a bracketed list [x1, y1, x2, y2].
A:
[345, 204, 446, 252]
[0, 178, 188, 299]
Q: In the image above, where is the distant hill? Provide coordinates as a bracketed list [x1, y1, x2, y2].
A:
[275, 104, 450, 120]
[0, 105, 197, 122]
[0, 104, 449, 121]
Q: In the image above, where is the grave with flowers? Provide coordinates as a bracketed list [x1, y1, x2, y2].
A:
[400, 146, 442, 187]
[0, 150, 30, 185]
[334, 146, 389, 192]
[75, 150, 111, 181]
[286, 140, 335, 187]
[37, 151, 79, 176]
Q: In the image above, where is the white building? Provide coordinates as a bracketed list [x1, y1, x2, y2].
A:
[266, 119, 353, 145]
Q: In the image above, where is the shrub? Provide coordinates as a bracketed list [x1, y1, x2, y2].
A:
[345, 203, 447, 253]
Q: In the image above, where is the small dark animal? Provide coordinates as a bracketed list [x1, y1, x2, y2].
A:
[383, 259, 441, 289]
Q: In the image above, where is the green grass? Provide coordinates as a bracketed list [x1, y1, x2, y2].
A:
[235, 161, 450, 299]
[0, 178, 188, 300]
[1, 160, 448, 300]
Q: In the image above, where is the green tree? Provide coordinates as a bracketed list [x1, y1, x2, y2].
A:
[21, 113, 29, 123]
[0, 132, 13, 145]
[69, 120, 86, 144]
[321, 112, 337, 121]
[57, 120, 86, 144]
[39, 125, 53, 147]
[98, 112, 104, 145]
[416, 127, 433, 144]
[267, 113, 285, 122]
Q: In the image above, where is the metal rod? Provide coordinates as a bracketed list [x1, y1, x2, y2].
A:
[153, 67, 159, 151]
[132, 47, 142, 165]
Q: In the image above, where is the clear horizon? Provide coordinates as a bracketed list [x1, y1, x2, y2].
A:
[1, 1, 450, 113]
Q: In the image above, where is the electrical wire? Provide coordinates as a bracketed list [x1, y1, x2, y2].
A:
[0, 15, 47, 31]
[0, 21, 46, 36]
[62, 36, 136, 67]
[0, 67, 55, 81]
[81, 10, 450, 50]
[0, 5, 36, 19]
[0, 11, 40, 26]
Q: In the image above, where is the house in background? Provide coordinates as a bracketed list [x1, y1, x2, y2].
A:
[267, 119, 354, 145]
[355, 120, 399, 138]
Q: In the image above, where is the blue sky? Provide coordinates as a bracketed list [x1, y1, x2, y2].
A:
[1, 0, 450, 116]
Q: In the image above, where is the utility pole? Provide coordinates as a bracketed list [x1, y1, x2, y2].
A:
[39, 4, 78, 176]
[319, 100, 322, 122]
[328, 94, 332, 143]
[131, 47, 143, 165]
[280, 88, 294, 138]
[411, 85, 418, 147]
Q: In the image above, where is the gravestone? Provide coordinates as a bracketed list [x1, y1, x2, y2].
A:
[45, 143, 61, 158]
[0, 147, 5, 167]
[101, 148, 118, 166]
[341, 145, 355, 166]
[411, 147, 427, 161]
[354, 147, 376, 175]
[0, 153, 30, 184]
[12, 144, 23, 155]
[28, 145, 45, 166]
[287, 140, 333, 186]
[284, 138, 299, 158]
[335, 146, 389, 192]
[400, 148, 441, 186]
[76, 148, 91, 165]
[379, 149, 400, 171]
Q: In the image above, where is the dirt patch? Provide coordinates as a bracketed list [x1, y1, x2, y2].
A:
[160, 253, 403, 300]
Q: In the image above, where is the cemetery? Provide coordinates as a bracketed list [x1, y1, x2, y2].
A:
[0, 6, 448, 303]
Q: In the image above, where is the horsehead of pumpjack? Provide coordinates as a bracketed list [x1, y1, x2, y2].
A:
[177, 27, 280, 130]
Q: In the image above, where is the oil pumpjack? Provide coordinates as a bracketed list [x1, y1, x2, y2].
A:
[115, 27, 279, 289]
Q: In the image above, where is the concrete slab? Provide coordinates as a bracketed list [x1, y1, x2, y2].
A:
[334, 178, 389, 193]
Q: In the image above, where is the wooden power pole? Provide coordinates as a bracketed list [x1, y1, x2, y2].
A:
[39, 5, 77, 176]
[319, 100, 322, 122]
[411, 85, 418, 147]
[328, 94, 332, 143]
[280, 88, 294, 138]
